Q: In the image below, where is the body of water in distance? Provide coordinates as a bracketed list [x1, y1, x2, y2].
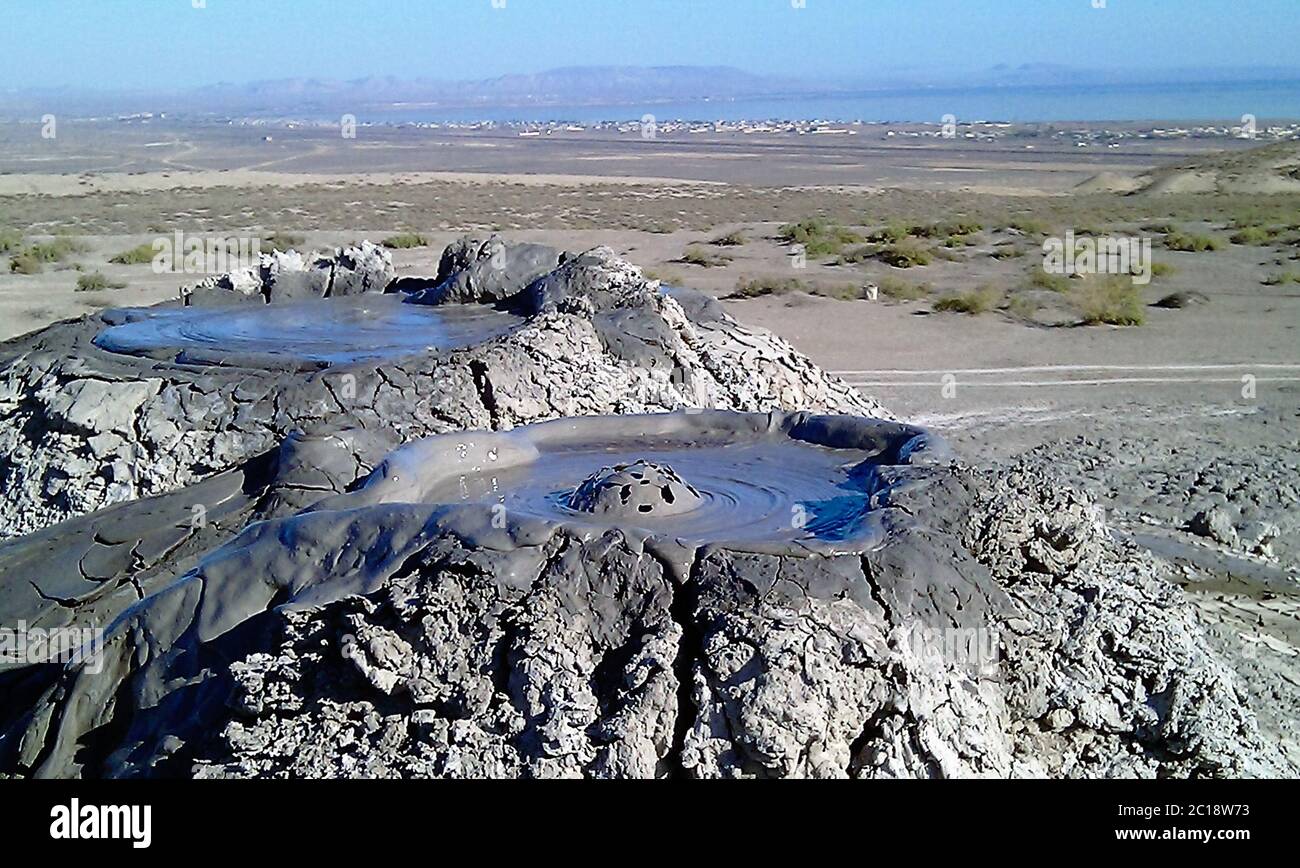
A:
[366, 80, 1300, 125]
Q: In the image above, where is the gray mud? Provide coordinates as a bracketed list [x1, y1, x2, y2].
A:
[329, 411, 944, 557]
[0, 415, 1279, 779]
[0, 238, 880, 539]
[94, 296, 524, 369]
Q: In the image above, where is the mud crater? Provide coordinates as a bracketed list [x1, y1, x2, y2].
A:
[93, 295, 524, 367]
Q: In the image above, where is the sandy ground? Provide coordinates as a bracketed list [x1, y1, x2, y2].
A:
[3, 124, 1298, 765]
[0, 120, 1240, 190]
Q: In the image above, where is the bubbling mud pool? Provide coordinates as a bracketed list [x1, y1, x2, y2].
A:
[92, 296, 524, 367]
[436, 443, 878, 545]
[338, 412, 947, 553]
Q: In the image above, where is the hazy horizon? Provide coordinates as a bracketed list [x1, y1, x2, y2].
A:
[2, 0, 1299, 92]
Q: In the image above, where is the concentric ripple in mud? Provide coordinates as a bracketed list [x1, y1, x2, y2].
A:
[93, 296, 524, 366]
[426, 438, 881, 546]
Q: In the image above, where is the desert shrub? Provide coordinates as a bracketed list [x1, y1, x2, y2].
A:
[0, 229, 22, 254]
[76, 271, 127, 291]
[1228, 225, 1277, 245]
[933, 284, 1003, 314]
[778, 219, 865, 258]
[1163, 231, 1221, 252]
[866, 223, 910, 244]
[1029, 267, 1072, 293]
[951, 219, 985, 235]
[642, 268, 681, 284]
[990, 243, 1026, 260]
[1262, 271, 1300, 285]
[381, 233, 429, 249]
[261, 232, 305, 251]
[680, 245, 732, 267]
[21, 235, 89, 264]
[728, 276, 864, 300]
[9, 253, 42, 274]
[1072, 224, 1110, 238]
[777, 219, 824, 244]
[837, 245, 875, 265]
[875, 240, 933, 268]
[909, 220, 983, 239]
[1006, 217, 1047, 236]
[1150, 261, 1176, 278]
[109, 243, 158, 264]
[1007, 293, 1042, 320]
[878, 276, 931, 301]
[1070, 276, 1145, 325]
[728, 276, 808, 298]
[710, 230, 747, 247]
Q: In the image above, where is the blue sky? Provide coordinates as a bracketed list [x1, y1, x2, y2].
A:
[2, 0, 1297, 90]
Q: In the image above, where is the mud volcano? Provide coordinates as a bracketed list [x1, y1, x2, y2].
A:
[324, 411, 948, 565]
[1, 411, 1280, 779]
[0, 239, 1284, 780]
[94, 296, 524, 368]
[0, 240, 880, 541]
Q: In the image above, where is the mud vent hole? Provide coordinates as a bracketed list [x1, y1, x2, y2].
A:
[568, 459, 703, 518]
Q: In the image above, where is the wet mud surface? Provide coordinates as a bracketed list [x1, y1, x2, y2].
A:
[95, 296, 524, 368]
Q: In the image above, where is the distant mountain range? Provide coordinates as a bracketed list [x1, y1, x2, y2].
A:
[194, 66, 811, 111]
[3, 64, 1298, 120]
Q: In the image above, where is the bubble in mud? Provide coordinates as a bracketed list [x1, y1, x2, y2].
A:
[567, 460, 703, 518]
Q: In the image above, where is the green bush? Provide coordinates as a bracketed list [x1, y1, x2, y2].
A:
[1007, 293, 1042, 320]
[1006, 217, 1047, 236]
[878, 276, 931, 301]
[908, 220, 983, 239]
[710, 230, 747, 247]
[381, 233, 429, 249]
[18, 235, 90, 266]
[778, 219, 865, 258]
[9, 253, 42, 274]
[0, 229, 22, 254]
[875, 240, 932, 268]
[76, 271, 127, 291]
[837, 245, 874, 265]
[729, 277, 808, 298]
[641, 268, 680, 284]
[262, 232, 305, 251]
[1228, 225, 1277, 245]
[1150, 261, 1176, 278]
[728, 276, 866, 301]
[109, 243, 158, 265]
[1070, 276, 1145, 326]
[933, 284, 1003, 314]
[680, 245, 732, 267]
[1072, 224, 1110, 238]
[1163, 231, 1221, 252]
[1029, 267, 1072, 293]
[866, 223, 910, 244]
